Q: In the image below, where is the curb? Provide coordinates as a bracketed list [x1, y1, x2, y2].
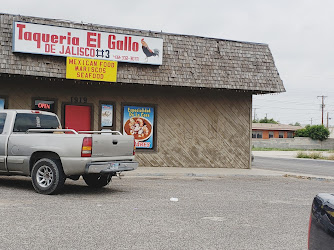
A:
[123, 170, 334, 182]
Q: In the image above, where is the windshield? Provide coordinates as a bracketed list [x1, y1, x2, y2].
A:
[13, 113, 60, 132]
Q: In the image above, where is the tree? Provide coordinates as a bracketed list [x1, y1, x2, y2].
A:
[258, 117, 279, 124]
[295, 125, 329, 141]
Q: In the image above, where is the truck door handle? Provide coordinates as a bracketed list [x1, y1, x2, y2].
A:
[112, 140, 118, 145]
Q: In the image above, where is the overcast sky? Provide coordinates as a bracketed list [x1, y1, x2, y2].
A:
[2, 0, 334, 126]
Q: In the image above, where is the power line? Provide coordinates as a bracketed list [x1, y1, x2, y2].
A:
[252, 106, 321, 111]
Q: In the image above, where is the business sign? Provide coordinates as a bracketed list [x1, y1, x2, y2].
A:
[34, 100, 55, 113]
[66, 57, 117, 82]
[101, 104, 114, 127]
[123, 105, 154, 149]
[13, 21, 163, 65]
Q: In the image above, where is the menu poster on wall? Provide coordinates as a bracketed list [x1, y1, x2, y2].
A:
[0, 99, 4, 110]
[101, 104, 113, 127]
[123, 105, 154, 149]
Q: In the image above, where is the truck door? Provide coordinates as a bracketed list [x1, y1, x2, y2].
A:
[0, 113, 8, 172]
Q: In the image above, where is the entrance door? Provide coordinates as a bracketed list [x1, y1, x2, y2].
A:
[64, 105, 91, 132]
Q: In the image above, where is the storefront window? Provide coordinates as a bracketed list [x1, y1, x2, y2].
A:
[122, 104, 156, 150]
[33, 99, 56, 113]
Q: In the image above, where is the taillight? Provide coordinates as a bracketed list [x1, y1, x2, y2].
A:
[133, 139, 136, 155]
[81, 137, 92, 157]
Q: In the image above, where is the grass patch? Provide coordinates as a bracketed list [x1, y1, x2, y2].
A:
[252, 147, 330, 152]
[296, 152, 309, 158]
[296, 151, 329, 160]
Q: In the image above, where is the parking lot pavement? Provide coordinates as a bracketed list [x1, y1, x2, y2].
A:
[0, 175, 332, 250]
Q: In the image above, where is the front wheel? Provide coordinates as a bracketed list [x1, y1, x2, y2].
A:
[31, 158, 66, 195]
[83, 174, 112, 188]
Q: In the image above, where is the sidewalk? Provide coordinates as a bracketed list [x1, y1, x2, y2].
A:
[124, 166, 334, 181]
[126, 167, 284, 178]
[123, 151, 334, 181]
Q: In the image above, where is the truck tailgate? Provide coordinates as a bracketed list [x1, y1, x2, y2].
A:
[91, 134, 134, 157]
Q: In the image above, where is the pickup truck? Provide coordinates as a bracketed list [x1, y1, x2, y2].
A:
[308, 193, 334, 249]
[0, 110, 138, 194]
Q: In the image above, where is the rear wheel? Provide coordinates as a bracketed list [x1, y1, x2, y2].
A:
[83, 174, 112, 188]
[31, 158, 65, 195]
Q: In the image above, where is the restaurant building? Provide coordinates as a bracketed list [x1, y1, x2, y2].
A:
[0, 13, 285, 169]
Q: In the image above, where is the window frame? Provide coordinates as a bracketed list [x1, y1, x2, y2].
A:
[269, 131, 274, 139]
[99, 101, 116, 131]
[256, 131, 263, 139]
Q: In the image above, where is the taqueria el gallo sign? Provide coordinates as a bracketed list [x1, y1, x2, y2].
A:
[12, 21, 163, 65]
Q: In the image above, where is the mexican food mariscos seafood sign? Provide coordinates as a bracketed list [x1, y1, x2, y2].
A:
[12, 21, 163, 65]
[123, 106, 154, 149]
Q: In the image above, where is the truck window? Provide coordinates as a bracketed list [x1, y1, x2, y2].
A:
[0, 113, 6, 134]
[13, 114, 60, 132]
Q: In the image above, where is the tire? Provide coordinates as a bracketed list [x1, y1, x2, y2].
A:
[31, 158, 66, 195]
[83, 174, 112, 188]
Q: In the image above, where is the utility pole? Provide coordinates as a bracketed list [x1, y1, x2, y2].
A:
[253, 108, 257, 121]
[317, 95, 327, 125]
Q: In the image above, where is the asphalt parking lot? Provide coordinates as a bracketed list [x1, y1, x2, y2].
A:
[0, 174, 333, 250]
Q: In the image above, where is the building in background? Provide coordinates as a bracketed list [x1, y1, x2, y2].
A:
[252, 123, 302, 139]
[0, 13, 284, 168]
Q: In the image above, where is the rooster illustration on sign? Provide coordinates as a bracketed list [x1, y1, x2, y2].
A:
[141, 38, 159, 61]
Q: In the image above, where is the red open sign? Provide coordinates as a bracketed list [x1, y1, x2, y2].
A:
[34, 100, 55, 113]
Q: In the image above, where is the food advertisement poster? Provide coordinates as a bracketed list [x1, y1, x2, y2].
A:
[123, 105, 154, 149]
[101, 104, 113, 127]
[0, 99, 4, 110]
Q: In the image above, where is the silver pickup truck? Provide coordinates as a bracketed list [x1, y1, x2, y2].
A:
[0, 110, 138, 194]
